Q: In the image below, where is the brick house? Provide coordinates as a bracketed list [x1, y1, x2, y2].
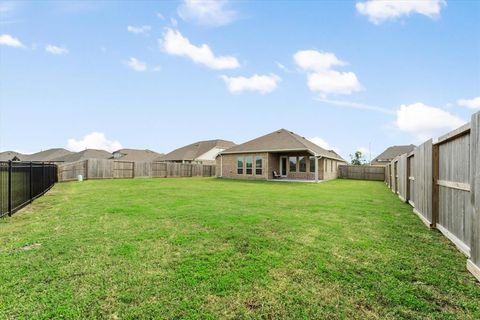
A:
[216, 129, 346, 182]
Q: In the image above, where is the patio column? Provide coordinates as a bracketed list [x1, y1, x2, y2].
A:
[314, 156, 319, 183]
[220, 155, 223, 177]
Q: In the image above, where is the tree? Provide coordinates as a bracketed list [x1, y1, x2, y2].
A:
[350, 150, 367, 165]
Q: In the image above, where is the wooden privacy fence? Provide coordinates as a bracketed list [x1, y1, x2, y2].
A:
[338, 165, 385, 181]
[58, 159, 216, 181]
[385, 111, 480, 282]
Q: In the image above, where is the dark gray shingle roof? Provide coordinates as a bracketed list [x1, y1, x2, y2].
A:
[371, 145, 416, 165]
[220, 129, 345, 161]
[158, 139, 236, 162]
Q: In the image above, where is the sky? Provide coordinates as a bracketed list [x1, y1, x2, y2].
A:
[1, 0, 479, 161]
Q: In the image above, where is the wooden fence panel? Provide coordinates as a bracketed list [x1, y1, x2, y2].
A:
[57, 160, 86, 181]
[152, 162, 167, 177]
[338, 165, 385, 181]
[437, 131, 472, 256]
[412, 139, 433, 226]
[468, 112, 480, 281]
[58, 160, 216, 181]
[407, 154, 415, 206]
[87, 159, 113, 179]
[133, 161, 151, 178]
[397, 154, 408, 201]
[113, 161, 134, 179]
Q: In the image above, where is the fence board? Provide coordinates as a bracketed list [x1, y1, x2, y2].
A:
[397, 154, 408, 201]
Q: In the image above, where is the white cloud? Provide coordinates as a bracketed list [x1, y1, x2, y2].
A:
[395, 102, 465, 141]
[220, 74, 280, 94]
[156, 12, 165, 20]
[294, 50, 345, 72]
[294, 50, 361, 96]
[356, 0, 446, 24]
[0, 34, 24, 48]
[308, 137, 341, 154]
[161, 28, 239, 70]
[67, 132, 122, 152]
[275, 62, 289, 72]
[127, 25, 151, 34]
[125, 57, 147, 72]
[315, 97, 394, 114]
[45, 44, 68, 55]
[458, 97, 480, 109]
[307, 70, 361, 95]
[178, 0, 237, 26]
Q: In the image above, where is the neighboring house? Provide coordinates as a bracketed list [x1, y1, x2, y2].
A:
[371, 145, 416, 166]
[53, 149, 112, 163]
[111, 149, 163, 162]
[0, 151, 25, 161]
[157, 139, 236, 165]
[28, 148, 73, 162]
[217, 128, 347, 182]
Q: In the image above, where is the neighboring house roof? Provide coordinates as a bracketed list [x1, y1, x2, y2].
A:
[0, 151, 27, 161]
[53, 149, 112, 163]
[158, 139, 236, 162]
[371, 145, 416, 165]
[27, 148, 73, 161]
[111, 149, 163, 162]
[220, 129, 346, 161]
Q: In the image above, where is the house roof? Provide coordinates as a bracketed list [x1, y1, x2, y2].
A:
[112, 149, 163, 162]
[0, 151, 26, 161]
[220, 129, 346, 161]
[157, 139, 236, 162]
[371, 145, 416, 165]
[27, 148, 73, 161]
[53, 149, 112, 163]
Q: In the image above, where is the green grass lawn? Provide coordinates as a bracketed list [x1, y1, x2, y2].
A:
[1, 178, 479, 319]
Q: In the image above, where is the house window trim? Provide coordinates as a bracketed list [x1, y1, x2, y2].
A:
[299, 156, 307, 173]
[309, 156, 315, 173]
[255, 155, 263, 175]
[245, 156, 253, 175]
[289, 156, 297, 173]
[237, 156, 244, 175]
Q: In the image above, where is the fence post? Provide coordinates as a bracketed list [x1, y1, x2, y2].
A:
[7, 160, 12, 216]
[29, 162, 33, 203]
[467, 112, 480, 281]
[431, 144, 439, 228]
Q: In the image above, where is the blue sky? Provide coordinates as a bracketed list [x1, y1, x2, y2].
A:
[1, 0, 479, 160]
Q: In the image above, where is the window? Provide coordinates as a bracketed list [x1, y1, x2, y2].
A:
[289, 156, 297, 173]
[309, 156, 315, 172]
[299, 156, 306, 172]
[246, 156, 253, 175]
[255, 156, 263, 175]
[237, 157, 244, 174]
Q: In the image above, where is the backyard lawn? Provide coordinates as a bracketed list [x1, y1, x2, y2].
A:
[0, 178, 479, 319]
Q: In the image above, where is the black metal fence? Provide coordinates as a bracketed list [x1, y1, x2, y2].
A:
[0, 161, 57, 218]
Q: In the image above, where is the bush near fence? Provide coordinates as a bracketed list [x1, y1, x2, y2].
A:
[57, 159, 216, 181]
[385, 111, 480, 282]
[0, 161, 57, 217]
[338, 165, 385, 181]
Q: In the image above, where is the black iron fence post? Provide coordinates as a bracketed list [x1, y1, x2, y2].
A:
[7, 160, 12, 216]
